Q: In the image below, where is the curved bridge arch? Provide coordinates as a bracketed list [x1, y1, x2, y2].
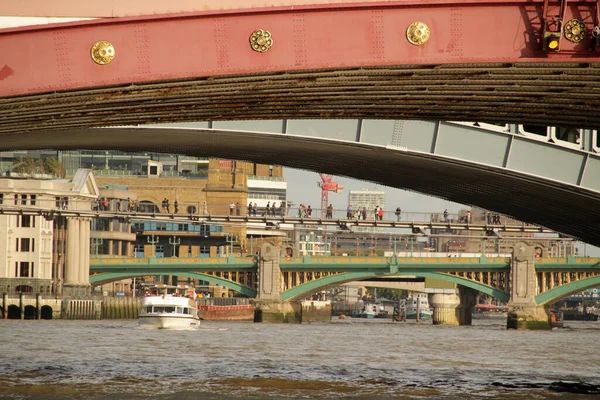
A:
[536, 276, 600, 306]
[281, 271, 509, 302]
[90, 272, 257, 298]
[4, 126, 600, 246]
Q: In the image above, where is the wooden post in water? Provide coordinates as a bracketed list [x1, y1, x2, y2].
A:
[2, 293, 7, 319]
[36, 293, 41, 320]
[416, 297, 421, 322]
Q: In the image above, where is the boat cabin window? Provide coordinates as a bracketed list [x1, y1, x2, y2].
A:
[153, 306, 176, 313]
[146, 306, 153, 313]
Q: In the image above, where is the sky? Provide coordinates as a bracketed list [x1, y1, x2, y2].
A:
[285, 167, 466, 214]
[284, 167, 600, 257]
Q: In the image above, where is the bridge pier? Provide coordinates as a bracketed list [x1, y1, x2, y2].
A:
[507, 242, 551, 330]
[428, 287, 477, 326]
[63, 217, 92, 298]
[252, 241, 301, 322]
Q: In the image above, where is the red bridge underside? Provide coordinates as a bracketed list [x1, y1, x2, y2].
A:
[1, 0, 600, 130]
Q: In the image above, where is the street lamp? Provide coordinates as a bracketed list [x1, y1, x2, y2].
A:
[169, 235, 181, 257]
[147, 234, 159, 257]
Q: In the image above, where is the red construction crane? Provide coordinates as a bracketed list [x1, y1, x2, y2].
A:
[318, 174, 343, 218]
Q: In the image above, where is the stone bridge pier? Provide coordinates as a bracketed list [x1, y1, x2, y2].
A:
[428, 287, 478, 326]
[506, 242, 551, 330]
[252, 242, 330, 323]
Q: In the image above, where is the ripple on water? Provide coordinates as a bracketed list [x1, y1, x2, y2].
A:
[0, 319, 599, 399]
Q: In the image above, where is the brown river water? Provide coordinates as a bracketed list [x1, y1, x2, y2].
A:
[1, 318, 599, 399]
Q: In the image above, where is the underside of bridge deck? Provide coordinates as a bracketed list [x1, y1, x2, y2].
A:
[2, 64, 600, 135]
[2, 127, 599, 246]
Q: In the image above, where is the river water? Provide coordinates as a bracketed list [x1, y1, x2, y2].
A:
[1, 318, 599, 399]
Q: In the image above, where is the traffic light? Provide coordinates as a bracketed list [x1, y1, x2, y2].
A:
[543, 30, 562, 52]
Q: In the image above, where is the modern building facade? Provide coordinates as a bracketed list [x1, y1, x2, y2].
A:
[348, 189, 386, 216]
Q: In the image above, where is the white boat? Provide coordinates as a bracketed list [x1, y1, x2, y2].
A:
[405, 293, 433, 320]
[139, 284, 200, 329]
[358, 303, 379, 318]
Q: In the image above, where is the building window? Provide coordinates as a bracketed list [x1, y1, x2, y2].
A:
[16, 261, 32, 277]
[21, 194, 27, 205]
[134, 245, 144, 257]
[20, 238, 33, 252]
[30, 194, 36, 205]
[14, 194, 18, 205]
[156, 223, 167, 231]
[0, 193, 3, 204]
[20, 215, 32, 228]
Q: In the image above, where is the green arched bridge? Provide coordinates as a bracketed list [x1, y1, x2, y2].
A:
[89, 253, 600, 305]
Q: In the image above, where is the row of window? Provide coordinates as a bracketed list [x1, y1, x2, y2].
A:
[132, 222, 220, 234]
[144, 306, 193, 315]
[0, 194, 37, 206]
[133, 245, 211, 258]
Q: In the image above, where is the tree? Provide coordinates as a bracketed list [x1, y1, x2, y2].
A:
[366, 288, 406, 301]
[11, 157, 65, 178]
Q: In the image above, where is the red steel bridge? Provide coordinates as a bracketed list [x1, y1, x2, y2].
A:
[2, 1, 600, 246]
[1, 0, 600, 128]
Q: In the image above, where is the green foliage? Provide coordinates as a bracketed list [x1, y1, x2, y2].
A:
[367, 288, 406, 301]
[12, 156, 65, 178]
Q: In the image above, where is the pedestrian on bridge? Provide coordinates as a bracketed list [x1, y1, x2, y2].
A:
[326, 204, 333, 219]
[395, 207, 401, 221]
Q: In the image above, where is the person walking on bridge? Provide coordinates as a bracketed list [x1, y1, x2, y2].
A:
[326, 204, 333, 219]
[395, 207, 402, 221]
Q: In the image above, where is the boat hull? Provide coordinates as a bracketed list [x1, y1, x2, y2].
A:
[406, 312, 433, 320]
[139, 314, 200, 329]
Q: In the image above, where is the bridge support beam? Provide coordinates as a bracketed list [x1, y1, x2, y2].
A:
[507, 242, 550, 330]
[429, 287, 477, 326]
[63, 217, 92, 298]
[252, 241, 302, 323]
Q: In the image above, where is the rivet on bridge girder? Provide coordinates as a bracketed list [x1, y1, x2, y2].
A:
[406, 22, 430, 46]
[91, 41, 115, 65]
[250, 29, 273, 53]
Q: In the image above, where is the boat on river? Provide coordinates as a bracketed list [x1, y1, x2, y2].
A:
[405, 293, 432, 320]
[472, 303, 508, 319]
[139, 284, 200, 329]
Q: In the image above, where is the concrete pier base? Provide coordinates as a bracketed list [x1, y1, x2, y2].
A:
[62, 284, 92, 299]
[252, 301, 301, 323]
[429, 287, 477, 326]
[506, 306, 551, 330]
[429, 290, 461, 325]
